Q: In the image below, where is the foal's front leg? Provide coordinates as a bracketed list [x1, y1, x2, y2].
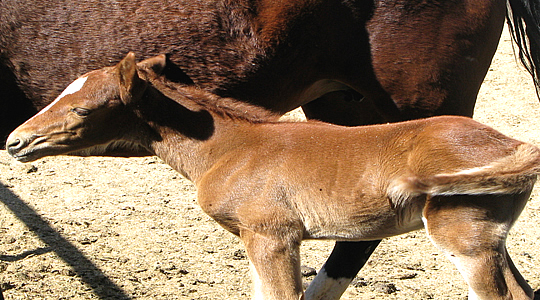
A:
[240, 229, 304, 300]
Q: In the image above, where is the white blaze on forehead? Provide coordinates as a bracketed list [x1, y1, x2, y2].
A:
[35, 76, 89, 117]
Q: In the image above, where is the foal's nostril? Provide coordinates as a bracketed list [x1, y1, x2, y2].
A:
[6, 138, 23, 155]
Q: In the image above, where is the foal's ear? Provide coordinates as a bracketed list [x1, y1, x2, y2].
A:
[116, 52, 145, 105]
[137, 54, 167, 76]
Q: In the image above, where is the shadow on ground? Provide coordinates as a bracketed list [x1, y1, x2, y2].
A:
[0, 182, 131, 300]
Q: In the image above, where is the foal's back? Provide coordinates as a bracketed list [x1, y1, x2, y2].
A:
[248, 115, 524, 179]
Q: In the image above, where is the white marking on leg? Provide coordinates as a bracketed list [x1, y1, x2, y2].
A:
[305, 267, 351, 300]
[35, 76, 89, 117]
[250, 262, 265, 300]
[468, 287, 480, 300]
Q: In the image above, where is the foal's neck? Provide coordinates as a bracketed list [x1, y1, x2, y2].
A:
[135, 83, 269, 182]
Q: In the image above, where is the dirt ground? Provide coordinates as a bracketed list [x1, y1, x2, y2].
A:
[1, 28, 540, 300]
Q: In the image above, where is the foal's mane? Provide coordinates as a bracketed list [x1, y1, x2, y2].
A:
[139, 68, 280, 123]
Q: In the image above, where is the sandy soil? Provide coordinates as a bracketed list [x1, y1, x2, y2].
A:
[1, 28, 540, 300]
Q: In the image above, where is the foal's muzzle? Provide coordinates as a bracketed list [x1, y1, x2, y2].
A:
[5, 132, 41, 162]
[6, 137, 24, 156]
[6, 135, 31, 162]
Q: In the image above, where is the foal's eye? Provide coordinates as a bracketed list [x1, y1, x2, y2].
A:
[71, 107, 91, 117]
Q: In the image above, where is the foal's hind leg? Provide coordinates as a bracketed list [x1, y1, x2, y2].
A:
[423, 194, 533, 300]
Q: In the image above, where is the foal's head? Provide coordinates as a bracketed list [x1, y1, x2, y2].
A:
[6, 53, 166, 162]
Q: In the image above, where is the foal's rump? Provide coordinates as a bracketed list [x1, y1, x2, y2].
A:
[386, 117, 540, 204]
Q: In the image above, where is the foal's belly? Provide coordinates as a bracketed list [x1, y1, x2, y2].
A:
[297, 196, 425, 241]
[302, 215, 425, 241]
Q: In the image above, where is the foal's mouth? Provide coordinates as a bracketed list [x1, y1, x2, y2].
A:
[8, 145, 41, 163]
[8, 142, 52, 163]
[8, 143, 80, 163]
[6, 133, 73, 163]
[9, 152, 36, 163]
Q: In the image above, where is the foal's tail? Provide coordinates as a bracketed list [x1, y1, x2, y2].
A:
[409, 143, 540, 196]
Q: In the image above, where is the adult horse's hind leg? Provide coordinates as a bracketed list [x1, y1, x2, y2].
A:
[301, 90, 398, 126]
[423, 194, 533, 300]
[304, 240, 380, 299]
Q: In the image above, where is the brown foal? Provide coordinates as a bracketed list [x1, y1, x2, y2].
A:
[6, 53, 539, 299]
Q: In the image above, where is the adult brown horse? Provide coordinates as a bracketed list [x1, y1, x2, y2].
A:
[7, 53, 540, 299]
[2, 0, 540, 298]
[2, 0, 540, 137]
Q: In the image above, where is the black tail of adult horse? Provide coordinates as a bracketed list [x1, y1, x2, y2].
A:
[507, 0, 540, 95]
